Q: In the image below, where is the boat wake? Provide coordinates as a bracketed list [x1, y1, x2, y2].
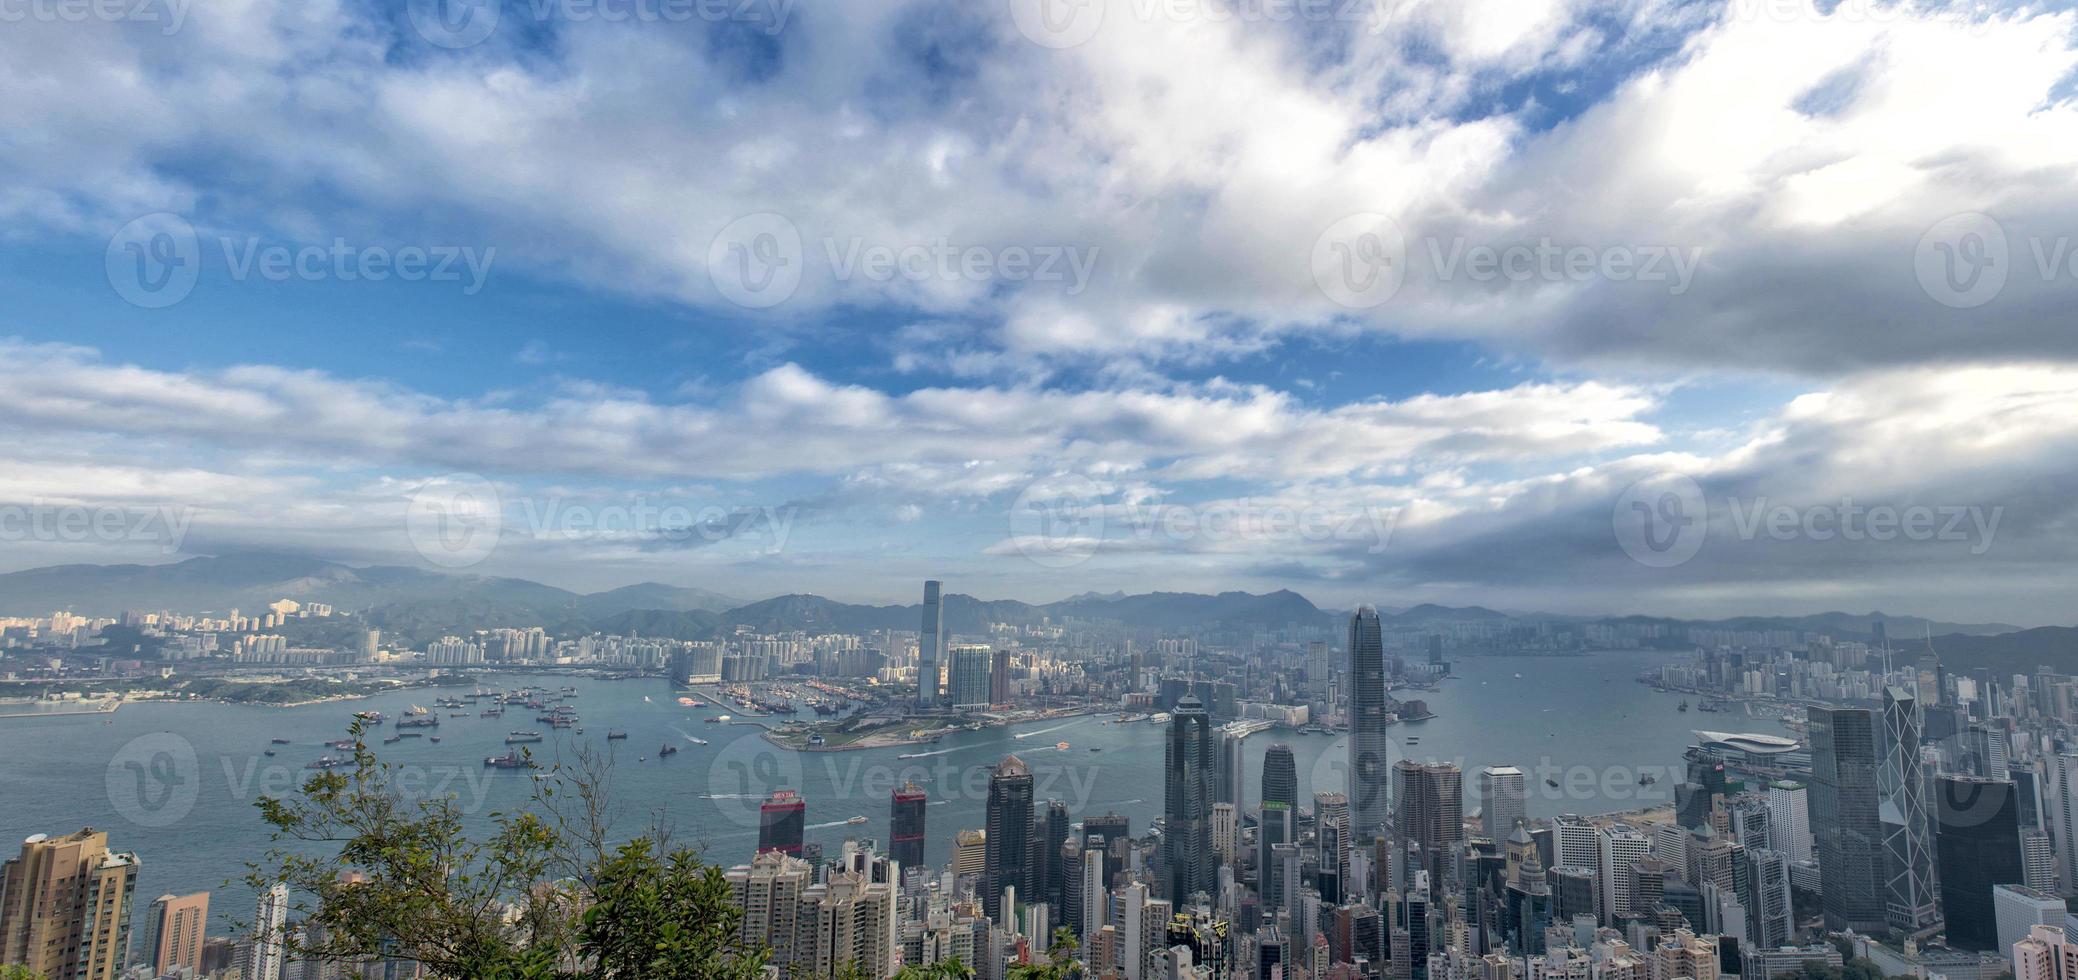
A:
[1011, 721, 1078, 740]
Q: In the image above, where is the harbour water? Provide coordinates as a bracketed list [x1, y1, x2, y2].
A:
[0, 650, 1788, 929]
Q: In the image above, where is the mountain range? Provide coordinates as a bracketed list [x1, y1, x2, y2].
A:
[0, 554, 2066, 672]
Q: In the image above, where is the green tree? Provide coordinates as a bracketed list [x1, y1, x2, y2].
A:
[249, 723, 764, 979]
[1007, 928, 1082, 980]
[1, 966, 49, 980]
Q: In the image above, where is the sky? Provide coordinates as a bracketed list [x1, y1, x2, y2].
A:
[3, 0, 2077, 623]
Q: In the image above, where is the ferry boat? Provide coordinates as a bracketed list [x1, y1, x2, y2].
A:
[686, 736, 708, 745]
[484, 750, 531, 770]
[505, 731, 544, 744]
[845, 815, 867, 826]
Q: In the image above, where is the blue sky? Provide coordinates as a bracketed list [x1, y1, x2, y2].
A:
[3, 0, 2077, 623]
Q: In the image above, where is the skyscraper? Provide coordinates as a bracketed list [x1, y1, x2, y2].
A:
[1348, 605, 1390, 842]
[1808, 706, 1888, 933]
[1479, 766, 1527, 838]
[1935, 775, 2024, 951]
[890, 782, 927, 872]
[1879, 687, 1938, 932]
[244, 882, 288, 980]
[1394, 760, 1464, 887]
[984, 755, 1036, 923]
[990, 647, 1011, 705]
[948, 643, 993, 709]
[759, 790, 806, 857]
[1262, 742, 1298, 812]
[0, 829, 140, 980]
[139, 892, 209, 978]
[917, 580, 943, 708]
[1163, 695, 1216, 906]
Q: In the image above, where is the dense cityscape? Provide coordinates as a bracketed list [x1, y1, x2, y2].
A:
[6, 0, 2074, 977]
[5, 577, 2076, 980]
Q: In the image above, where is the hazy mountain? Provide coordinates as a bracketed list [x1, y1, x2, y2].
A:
[0, 553, 727, 619]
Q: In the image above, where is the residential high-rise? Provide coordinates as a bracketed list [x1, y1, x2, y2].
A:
[2013, 924, 2078, 980]
[1936, 775, 2025, 950]
[1262, 742, 1298, 812]
[759, 790, 806, 857]
[1163, 695, 1216, 906]
[1348, 605, 1391, 842]
[917, 580, 943, 708]
[1211, 803, 1238, 867]
[1808, 706, 1888, 933]
[139, 892, 209, 977]
[984, 755, 1036, 922]
[244, 882, 288, 980]
[727, 851, 813, 970]
[1880, 687, 1939, 932]
[1480, 766, 1527, 838]
[890, 782, 926, 872]
[948, 644, 993, 709]
[797, 869, 898, 978]
[0, 829, 141, 980]
[1394, 760, 1464, 887]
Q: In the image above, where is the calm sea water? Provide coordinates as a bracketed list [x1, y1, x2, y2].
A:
[0, 651, 1788, 931]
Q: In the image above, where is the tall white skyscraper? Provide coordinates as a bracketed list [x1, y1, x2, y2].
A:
[245, 883, 288, 980]
[1598, 826, 1651, 924]
[1479, 766, 1527, 837]
[1765, 780, 1813, 864]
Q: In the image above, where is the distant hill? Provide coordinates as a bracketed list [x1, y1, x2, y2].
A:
[0, 553, 736, 620]
[0, 554, 2061, 661]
